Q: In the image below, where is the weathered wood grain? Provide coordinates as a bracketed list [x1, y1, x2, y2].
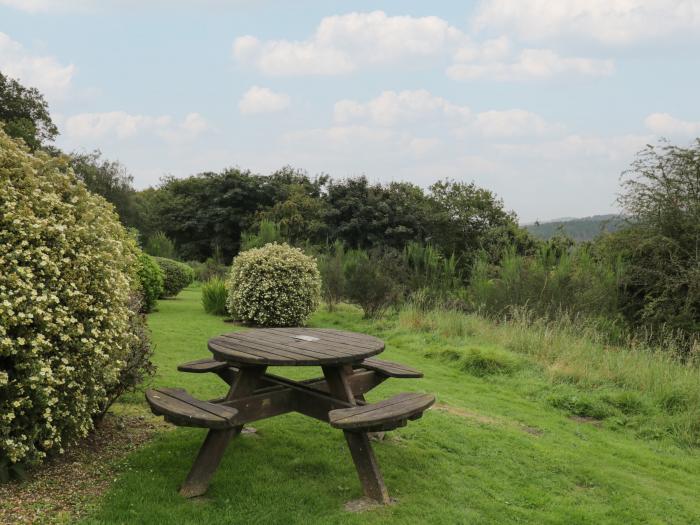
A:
[145, 388, 239, 429]
[208, 328, 384, 366]
[356, 358, 423, 378]
[328, 392, 435, 431]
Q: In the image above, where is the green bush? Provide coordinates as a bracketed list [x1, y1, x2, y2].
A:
[202, 277, 228, 316]
[227, 243, 321, 326]
[344, 249, 403, 319]
[136, 253, 164, 312]
[0, 129, 149, 470]
[188, 258, 228, 282]
[468, 244, 622, 320]
[318, 240, 346, 311]
[154, 257, 194, 298]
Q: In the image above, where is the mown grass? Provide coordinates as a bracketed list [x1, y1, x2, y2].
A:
[83, 287, 700, 524]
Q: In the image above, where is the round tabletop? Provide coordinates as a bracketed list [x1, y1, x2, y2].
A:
[208, 328, 385, 366]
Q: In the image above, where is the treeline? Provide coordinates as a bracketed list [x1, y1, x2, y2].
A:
[2, 70, 698, 353]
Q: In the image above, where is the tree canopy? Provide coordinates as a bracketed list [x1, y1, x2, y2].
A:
[0, 71, 58, 151]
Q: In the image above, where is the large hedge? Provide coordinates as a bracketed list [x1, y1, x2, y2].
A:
[136, 253, 164, 313]
[154, 257, 194, 297]
[0, 129, 145, 469]
[227, 243, 321, 326]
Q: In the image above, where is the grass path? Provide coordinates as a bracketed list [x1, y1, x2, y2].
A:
[84, 287, 700, 524]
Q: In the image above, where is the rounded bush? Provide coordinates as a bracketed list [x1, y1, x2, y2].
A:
[154, 257, 194, 297]
[0, 129, 142, 468]
[136, 253, 164, 312]
[227, 243, 321, 326]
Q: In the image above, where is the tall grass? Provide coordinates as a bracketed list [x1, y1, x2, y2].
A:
[468, 245, 623, 320]
[240, 220, 284, 251]
[403, 242, 462, 307]
[201, 277, 228, 316]
[398, 305, 700, 447]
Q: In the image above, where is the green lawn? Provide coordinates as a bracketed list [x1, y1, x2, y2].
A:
[84, 287, 700, 524]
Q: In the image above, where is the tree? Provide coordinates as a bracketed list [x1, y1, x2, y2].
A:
[603, 140, 700, 341]
[145, 168, 319, 261]
[70, 150, 140, 227]
[0, 72, 58, 151]
[427, 180, 522, 272]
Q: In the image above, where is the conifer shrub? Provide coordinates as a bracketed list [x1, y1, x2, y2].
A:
[154, 257, 194, 298]
[0, 129, 149, 471]
[227, 243, 321, 326]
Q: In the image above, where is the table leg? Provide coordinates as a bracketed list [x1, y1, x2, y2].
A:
[322, 366, 390, 504]
[179, 365, 266, 498]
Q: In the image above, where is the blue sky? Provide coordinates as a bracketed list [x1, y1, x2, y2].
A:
[2, 0, 699, 222]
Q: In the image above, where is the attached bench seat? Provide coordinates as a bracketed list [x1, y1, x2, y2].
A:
[177, 358, 235, 374]
[146, 387, 239, 429]
[355, 358, 423, 378]
[329, 392, 435, 432]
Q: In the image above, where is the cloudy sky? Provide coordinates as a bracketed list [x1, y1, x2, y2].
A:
[2, 1, 699, 222]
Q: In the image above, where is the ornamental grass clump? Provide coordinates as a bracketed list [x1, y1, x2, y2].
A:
[227, 243, 321, 326]
[0, 128, 148, 471]
[154, 257, 194, 298]
[201, 277, 228, 316]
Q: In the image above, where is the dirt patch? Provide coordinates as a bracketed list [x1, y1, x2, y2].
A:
[434, 403, 544, 437]
[570, 415, 603, 427]
[344, 497, 395, 512]
[434, 404, 501, 426]
[521, 425, 545, 436]
[0, 412, 167, 524]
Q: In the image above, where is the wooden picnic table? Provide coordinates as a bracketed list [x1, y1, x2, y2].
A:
[146, 328, 434, 503]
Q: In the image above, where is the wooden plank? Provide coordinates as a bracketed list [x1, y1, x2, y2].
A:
[344, 432, 390, 503]
[290, 328, 383, 350]
[146, 388, 238, 429]
[179, 366, 267, 498]
[227, 330, 359, 356]
[216, 335, 323, 361]
[219, 333, 349, 360]
[322, 365, 390, 504]
[208, 340, 286, 365]
[329, 393, 435, 430]
[177, 358, 233, 373]
[357, 358, 423, 378]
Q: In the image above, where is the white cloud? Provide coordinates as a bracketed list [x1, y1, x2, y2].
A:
[333, 90, 559, 139]
[644, 113, 700, 136]
[473, 109, 560, 138]
[448, 45, 614, 81]
[233, 11, 466, 76]
[0, 32, 75, 97]
[472, 0, 700, 44]
[334, 90, 470, 127]
[238, 86, 290, 114]
[64, 111, 208, 141]
[495, 134, 650, 161]
[284, 125, 395, 151]
[0, 0, 82, 12]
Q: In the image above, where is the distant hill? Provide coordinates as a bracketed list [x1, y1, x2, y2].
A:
[524, 214, 627, 241]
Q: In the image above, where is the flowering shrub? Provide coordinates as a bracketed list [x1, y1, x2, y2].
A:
[154, 257, 194, 297]
[227, 243, 321, 326]
[0, 128, 147, 469]
[136, 253, 164, 313]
